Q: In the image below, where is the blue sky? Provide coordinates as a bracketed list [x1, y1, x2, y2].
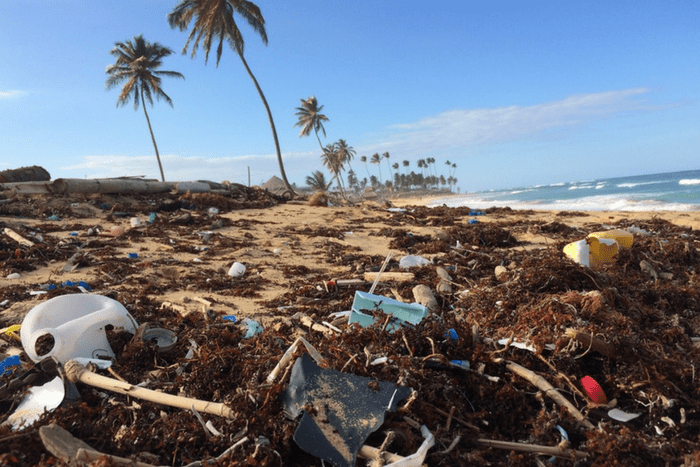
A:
[1, 0, 698, 192]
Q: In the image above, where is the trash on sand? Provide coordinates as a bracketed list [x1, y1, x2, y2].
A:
[20, 294, 138, 364]
[228, 261, 246, 278]
[138, 323, 178, 353]
[563, 229, 634, 267]
[4, 376, 65, 430]
[589, 229, 634, 248]
[1, 324, 21, 342]
[349, 291, 429, 332]
[0, 355, 21, 376]
[6, 273, 20, 279]
[242, 318, 263, 338]
[284, 353, 413, 467]
[581, 375, 607, 404]
[267, 336, 326, 384]
[608, 408, 642, 422]
[399, 255, 431, 269]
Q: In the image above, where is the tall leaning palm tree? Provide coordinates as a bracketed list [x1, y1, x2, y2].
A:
[168, 0, 294, 195]
[295, 95, 328, 150]
[370, 152, 382, 183]
[106, 35, 184, 182]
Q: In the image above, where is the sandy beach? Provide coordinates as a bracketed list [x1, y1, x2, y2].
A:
[2, 187, 699, 466]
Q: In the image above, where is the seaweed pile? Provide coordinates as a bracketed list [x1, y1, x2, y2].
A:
[1, 191, 699, 466]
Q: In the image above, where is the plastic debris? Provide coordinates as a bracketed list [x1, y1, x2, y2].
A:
[20, 294, 138, 364]
[399, 255, 431, 269]
[284, 353, 413, 467]
[581, 375, 607, 404]
[228, 262, 246, 278]
[608, 408, 642, 422]
[5, 376, 65, 430]
[0, 355, 21, 376]
[349, 291, 429, 332]
[242, 318, 263, 338]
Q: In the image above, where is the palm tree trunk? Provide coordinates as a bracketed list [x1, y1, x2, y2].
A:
[238, 53, 295, 197]
[141, 87, 166, 182]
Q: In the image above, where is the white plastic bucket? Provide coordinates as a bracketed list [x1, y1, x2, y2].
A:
[20, 294, 138, 364]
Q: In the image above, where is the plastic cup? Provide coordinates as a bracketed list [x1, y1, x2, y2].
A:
[228, 262, 246, 278]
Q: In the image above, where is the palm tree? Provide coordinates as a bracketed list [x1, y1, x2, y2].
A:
[370, 153, 382, 183]
[402, 160, 410, 175]
[295, 95, 328, 150]
[335, 139, 356, 175]
[360, 155, 371, 180]
[168, 0, 294, 195]
[106, 35, 184, 182]
[305, 170, 331, 192]
[321, 143, 345, 197]
[383, 151, 393, 182]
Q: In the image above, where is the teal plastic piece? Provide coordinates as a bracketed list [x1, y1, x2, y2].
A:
[349, 291, 428, 331]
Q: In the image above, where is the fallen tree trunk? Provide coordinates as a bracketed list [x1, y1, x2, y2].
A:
[0, 165, 50, 183]
[2, 178, 212, 194]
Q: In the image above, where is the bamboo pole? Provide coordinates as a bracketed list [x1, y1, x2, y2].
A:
[64, 360, 235, 419]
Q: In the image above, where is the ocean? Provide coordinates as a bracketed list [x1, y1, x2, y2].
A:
[427, 169, 700, 212]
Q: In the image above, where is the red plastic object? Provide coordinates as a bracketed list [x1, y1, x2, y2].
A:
[581, 375, 607, 404]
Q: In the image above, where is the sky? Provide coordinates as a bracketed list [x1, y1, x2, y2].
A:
[1, 0, 699, 192]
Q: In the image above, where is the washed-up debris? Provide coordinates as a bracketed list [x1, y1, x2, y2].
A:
[20, 294, 138, 364]
[284, 353, 413, 467]
[2, 193, 700, 466]
[349, 290, 429, 331]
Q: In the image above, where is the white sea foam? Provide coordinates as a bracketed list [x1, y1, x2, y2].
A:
[679, 179, 700, 186]
[617, 180, 669, 188]
[427, 194, 699, 212]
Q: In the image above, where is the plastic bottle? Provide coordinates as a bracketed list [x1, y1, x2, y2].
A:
[20, 294, 138, 364]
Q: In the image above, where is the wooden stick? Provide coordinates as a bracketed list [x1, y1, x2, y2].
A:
[501, 359, 595, 430]
[64, 360, 235, 419]
[3, 227, 34, 247]
[76, 449, 162, 467]
[476, 438, 588, 459]
[565, 328, 616, 358]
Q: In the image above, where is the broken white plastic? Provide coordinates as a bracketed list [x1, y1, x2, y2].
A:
[5, 376, 65, 430]
[608, 408, 642, 422]
[385, 425, 435, 467]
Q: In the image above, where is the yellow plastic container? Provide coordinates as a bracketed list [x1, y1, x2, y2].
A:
[563, 236, 620, 267]
[588, 229, 634, 248]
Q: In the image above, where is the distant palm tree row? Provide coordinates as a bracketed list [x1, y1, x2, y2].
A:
[296, 95, 458, 194]
[106, 0, 295, 195]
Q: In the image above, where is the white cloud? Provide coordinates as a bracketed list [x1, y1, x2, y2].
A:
[0, 90, 25, 99]
[382, 88, 661, 155]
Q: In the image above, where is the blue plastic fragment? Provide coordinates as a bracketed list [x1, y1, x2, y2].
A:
[62, 281, 76, 287]
[77, 281, 92, 291]
[468, 219, 479, 224]
[222, 315, 237, 323]
[128, 253, 138, 259]
[148, 213, 157, 223]
[447, 328, 459, 341]
[349, 291, 428, 332]
[450, 360, 470, 370]
[0, 355, 21, 376]
[46, 215, 61, 221]
[46, 284, 56, 291]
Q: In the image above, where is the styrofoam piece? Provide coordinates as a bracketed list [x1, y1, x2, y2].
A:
[20, 294, 137, 364]
[349, 291, 428, 331]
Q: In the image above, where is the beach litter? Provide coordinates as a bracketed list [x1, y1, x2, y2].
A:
[2, 188, 700, 465]
[284, 353, 414, 467]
